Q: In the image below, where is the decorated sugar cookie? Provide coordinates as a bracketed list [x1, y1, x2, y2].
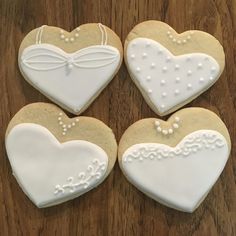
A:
[125, 21, 225, 116]
[118, 108, 231, 212]
[5, 103, 117, 208]
[19, 24, 123, 115]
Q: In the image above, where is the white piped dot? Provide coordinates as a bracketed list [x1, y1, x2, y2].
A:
[175, 117, 180, 122]
[131, 54, 135, 59]
[177, 40, 181, 44]
[167, 31, 171, 35]
[76, 28, 80, 32]
[173, 123, 179, 129]
[63, 124, 66, 128]
[160, 80, 166, 85]
[68, 64, 73, 69]
[198, 63, 203, 68]
[60, 34, 65, 39]
[155, 121, 160, 126]
[136, 67, 141, 72]
[199, 77, 204, 83]
[142, 53, 147, 58]
[146, 41, 151, 47]
[187, 70, 192, 76]
[187, 35, 191, 40]
[166, 56, 171, 62]
[58, 117, 62, 121]
[162, 92, 167, 98]
[175, 77, 180, 83]
[157, 126, 162, 132]
[174, 89, 180, 95]
[187, 83, 192, 89]
[175, 64, 180, 70]
[211, 67, 216, 72]
[169, 35, 173, 39]
[60, 30, 64, 33]
[59, 112, 63, 116]
[161, 104, 165, 109]
[70, 37, 74, 42]
[168, 129, 173, 134]
[162, 130, 168, 135]
[209, 76, 214, 81]
[162, 66, 167, 72]
[62, 132, 66, 135]
[59, 121, 63, 125]
[65, 38, 69, 42]
[151, 63, 156, 68]
[76, 118, 79, 122]
[75, 33, 79, 37]
[148, 89, 152, 94]
[146, 76, 151, 81]
[63, 128, 67, 132]
[68, 125, 71, 128]
[172, 38, 176, 43]
[72, 122, 75, 126]
[183, 39, 187, 43]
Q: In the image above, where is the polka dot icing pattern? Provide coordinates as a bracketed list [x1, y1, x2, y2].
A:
[121, 130, 229, 212]
[54, 159, 107, 195]
[6, 123, 109, 208]
[126, 38, 220, 115]
[155, 116, 180, 135]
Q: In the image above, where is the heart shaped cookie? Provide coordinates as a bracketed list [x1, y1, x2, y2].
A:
[125, 21, 225, 116]
[5, 103, 117, 208]
[18, 23, 123, 115]
[118, 108, 231, 212]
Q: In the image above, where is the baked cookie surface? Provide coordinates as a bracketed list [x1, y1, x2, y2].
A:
[19, 23, 123, 115]
[118, 108, 230, 212]
[5, 103, 117, 208]
[125, 21, 225, 116]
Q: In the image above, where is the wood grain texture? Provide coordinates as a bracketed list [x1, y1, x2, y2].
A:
[0, 0, 235, 235]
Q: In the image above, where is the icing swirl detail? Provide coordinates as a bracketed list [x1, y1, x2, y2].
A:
[123, 130, 226, 163]
[54, 159, 106, 195]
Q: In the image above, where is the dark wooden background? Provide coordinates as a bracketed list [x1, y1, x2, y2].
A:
[0, 0, 235, 235]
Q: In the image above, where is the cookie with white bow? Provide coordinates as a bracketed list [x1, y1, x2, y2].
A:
[5, 103, 117, 208]
[118, 108, 231, 212]
[18, 23, 123, 115]
[125, 21, 225, 116]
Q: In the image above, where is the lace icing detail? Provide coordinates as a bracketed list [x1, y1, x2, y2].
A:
[54, 159, 107, 195]
[123, 131, 226, 163]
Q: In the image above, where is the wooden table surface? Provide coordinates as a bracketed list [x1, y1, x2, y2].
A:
[0, 0, 236, 235]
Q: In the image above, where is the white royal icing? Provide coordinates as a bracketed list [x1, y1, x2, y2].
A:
[126, 38, 221, 115]
[121, 130, 229, 212]
[19, 24, 120, 114]
[6, 123, 109, 208]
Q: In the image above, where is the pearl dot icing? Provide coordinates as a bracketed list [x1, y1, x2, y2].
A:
[57, 113, 79, 135]
[59, 27, 80, 43]
[154, 116, 180, 136]
[167, 28, 194, 45]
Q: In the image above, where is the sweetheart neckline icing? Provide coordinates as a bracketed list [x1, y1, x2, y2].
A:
[21, 43, 119, 56]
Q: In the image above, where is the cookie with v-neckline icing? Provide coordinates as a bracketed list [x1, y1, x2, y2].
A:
[118, 108, 231, 212]
[18, 23, 123, 115]
[5, 103, 117, 208]
[124, 21, 225, 116]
